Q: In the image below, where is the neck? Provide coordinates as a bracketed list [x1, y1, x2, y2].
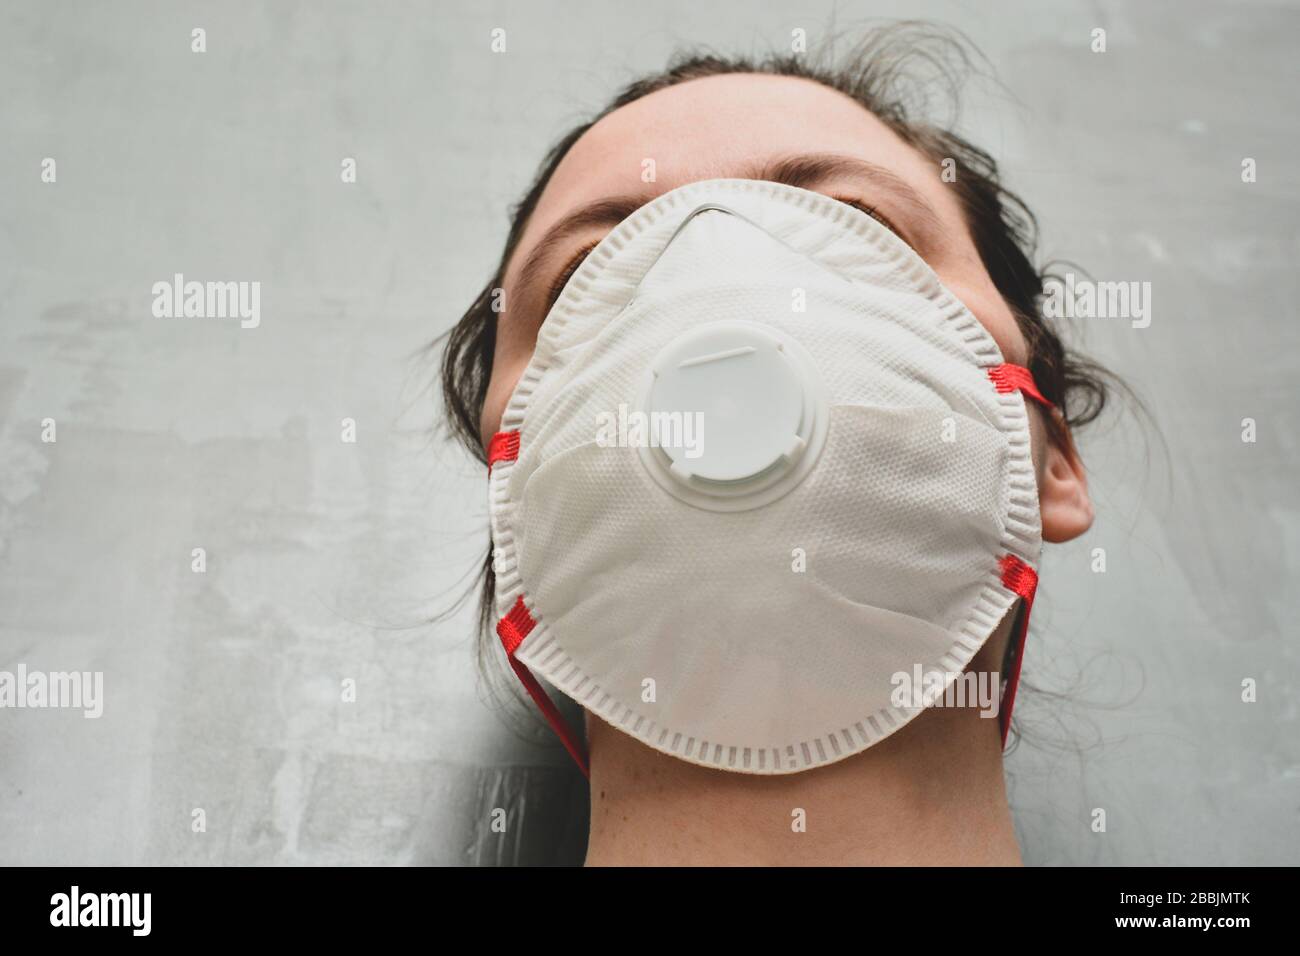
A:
[583, 649, 1020, 866]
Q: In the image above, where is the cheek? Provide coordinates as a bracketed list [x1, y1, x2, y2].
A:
[1026, 407, 1050, 486]
[942, 276, 1031, 368]
[479, 354, 530, 449]
[481, 279, 546, 448]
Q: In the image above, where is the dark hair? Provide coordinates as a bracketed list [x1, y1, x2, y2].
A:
[437, 22, 1120, 735]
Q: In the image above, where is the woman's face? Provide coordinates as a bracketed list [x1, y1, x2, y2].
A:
[482, 72, 1092, 541]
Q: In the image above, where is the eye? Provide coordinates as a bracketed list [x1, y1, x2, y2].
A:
[546, 242, 599, 307]
[832, 196, 910, 246]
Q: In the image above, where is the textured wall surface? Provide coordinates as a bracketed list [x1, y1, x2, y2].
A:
[0, 0, 1296, 865]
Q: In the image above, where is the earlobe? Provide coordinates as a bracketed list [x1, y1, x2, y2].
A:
[1039, 430, 1094, 543]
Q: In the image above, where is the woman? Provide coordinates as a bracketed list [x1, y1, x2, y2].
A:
[441, 25, 1109, 865]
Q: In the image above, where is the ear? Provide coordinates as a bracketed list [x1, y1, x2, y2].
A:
[1039, 423, 1094, 543]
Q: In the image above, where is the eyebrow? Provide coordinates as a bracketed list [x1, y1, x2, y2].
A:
[515, 196, 649, 298]
[512, 151, 945, 299]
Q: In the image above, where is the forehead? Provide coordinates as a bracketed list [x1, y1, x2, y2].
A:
[506, 72, 966, 282]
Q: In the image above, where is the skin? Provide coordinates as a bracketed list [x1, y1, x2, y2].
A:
[480, 73, 1094, 865]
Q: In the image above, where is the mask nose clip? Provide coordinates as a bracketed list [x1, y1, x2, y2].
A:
[637, 319, 829, 512]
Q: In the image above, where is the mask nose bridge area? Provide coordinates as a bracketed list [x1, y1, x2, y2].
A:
[646, 199, 816, 277]
[629, 202, 833, 513]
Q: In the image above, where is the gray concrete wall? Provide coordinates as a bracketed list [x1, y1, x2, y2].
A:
[0, 0, 1295, 865]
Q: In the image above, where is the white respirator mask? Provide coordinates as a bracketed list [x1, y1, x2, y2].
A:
[486, 179, 1050, 777]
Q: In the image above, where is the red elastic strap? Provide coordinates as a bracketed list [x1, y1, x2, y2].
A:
[988, 364, 1052, 409]
[496, 595, 590, 778]
[998, 553, 1039, 747]
[487, 430, 520, 472]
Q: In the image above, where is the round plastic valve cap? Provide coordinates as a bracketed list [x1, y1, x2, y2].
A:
[643, 321, 817, 489]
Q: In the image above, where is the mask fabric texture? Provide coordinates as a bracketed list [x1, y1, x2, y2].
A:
[489, 179, 1044, 776]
